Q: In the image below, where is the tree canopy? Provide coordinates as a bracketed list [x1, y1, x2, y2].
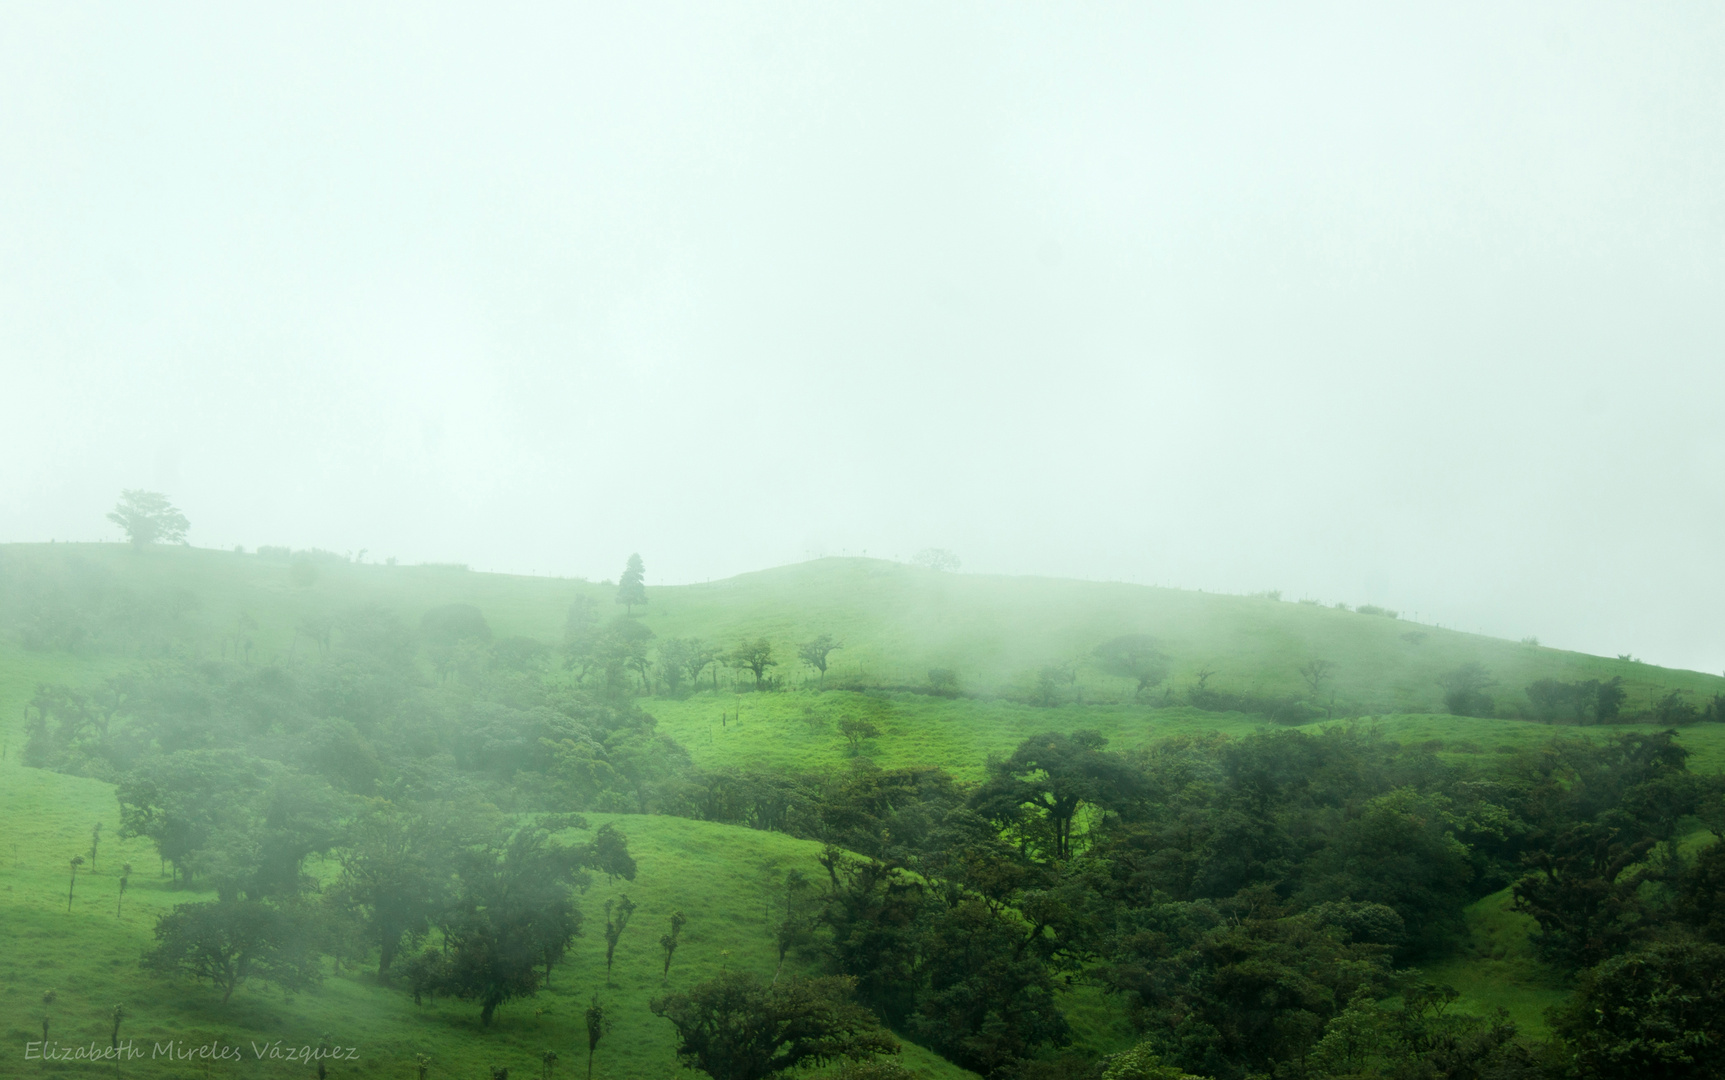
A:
[616, 554, 647, 613]
[107, 489, 190, 549]
[1093, 635, 1170, 697]
[651, 971, 898, 1080]
[728, 638, 777, 691]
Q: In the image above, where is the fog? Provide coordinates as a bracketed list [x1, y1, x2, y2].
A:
[2, 3, 1721, 672]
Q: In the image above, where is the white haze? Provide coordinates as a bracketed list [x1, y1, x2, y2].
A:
[2, 4, 1722, 672]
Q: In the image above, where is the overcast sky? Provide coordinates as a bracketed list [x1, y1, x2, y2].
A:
[3, 3, 1722, 672]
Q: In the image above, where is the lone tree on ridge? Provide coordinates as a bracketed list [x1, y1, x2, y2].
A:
[616, 554, 647, 614]
[107, 490, 190, 550]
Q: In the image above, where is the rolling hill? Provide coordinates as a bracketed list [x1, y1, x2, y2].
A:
[2, 542, 1721, 1078]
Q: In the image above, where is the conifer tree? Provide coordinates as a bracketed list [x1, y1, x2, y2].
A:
[616, 554, 647, 614]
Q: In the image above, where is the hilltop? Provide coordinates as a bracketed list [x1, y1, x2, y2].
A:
[4, 543, 1719, 727]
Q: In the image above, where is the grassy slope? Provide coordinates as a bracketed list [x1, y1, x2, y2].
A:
[3, 543, 1724, 1069]
[5, 544, 1721, 714]
[0, 754, 974, 1080]
[1420, 889, 1569, 1035]
[644, 694, 1725, 786]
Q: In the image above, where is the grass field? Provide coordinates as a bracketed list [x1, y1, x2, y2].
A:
[643, 692, 1725, 784]
[0, 755, 977, 1080]
[1420, 888, 1569, 1036]
[3, 542, 1722, 1076]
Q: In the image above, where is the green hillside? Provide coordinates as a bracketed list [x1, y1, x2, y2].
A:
[2, 543, 1722, 1079]
[5, 543, 1719, 723]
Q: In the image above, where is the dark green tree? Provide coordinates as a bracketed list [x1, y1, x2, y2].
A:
[1529, 677, 1601, 722]
[1103, 1042, 1209, 1080]
[656, 639, 703, 695]
[1297, 658, 1335, 696]
[1652, 690, 1701, 726]
[770, 870, 815, 984]
[651, 971, 899, 1080]
[797, 635, 842, 684]
[660, 909, 687, 980]
[682, 640, 722, 692]
[107, 490, 190, 549]
[973, 731, 1141, 862]
[1596, 675, 1628, 720]
[1093, 636, 1170, 698]
[1438, 662, 1495, 717]
[143, 900, 322, 1003]
[1676, 836, 1725, 944]
[116, 750, 293, 889]
[1297, 787, 1475, 956]
[616, 554, 647, 614]
[728, 639, 777, 691]
[327, 800, 458, 982]
[1108, 888, 1393, 1078]
[586, 822, 639, 883]
[593, 616, 655, 697]
[838, 717, 880, 756]
[67, 854, 83, 911]
[817, 850, 928, 1026]
[603, 894, 637, 985]
[1552, 942, 1725, 1080]
[1512, 821, 1659, 970]
[109, 1004, 125, 1051]
[403, 825, 600, 1025]
[908, 897, 1072, 1074]
[584, 996, 607, 1080]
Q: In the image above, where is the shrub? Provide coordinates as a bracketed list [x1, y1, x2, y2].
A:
[1551, 943, 1725, 1080]
[1438, 663, 1495, 717]
[1652, 690, 1701, 726]
[1187, 686, 1323, 725]
[1527, 677, 1627, 723]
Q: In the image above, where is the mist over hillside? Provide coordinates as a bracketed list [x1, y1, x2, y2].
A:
[6, 3, 1725, 1077]
[3, 540, 1724, 1079]
[5, 543, 1720, 719]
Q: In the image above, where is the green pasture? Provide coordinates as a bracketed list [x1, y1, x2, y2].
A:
[3, 542, 1724, 1075]
[0, 754, 975, 1079]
